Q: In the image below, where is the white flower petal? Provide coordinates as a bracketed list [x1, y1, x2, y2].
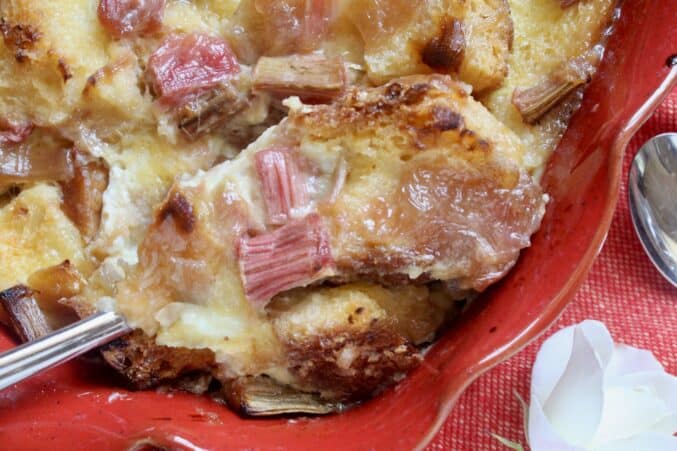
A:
[528, 397, 587, 451]
[590, 373, 677, 446]
[531, 325, 575, 404]
[608, 371, 677, 410]
[592, 432, 677, 451]
[606, 344, 665, 377]
[541, 326, 605, 446]
[527, 320, 677, 451]
[578, 320, 614, 368]
[531, 321, 612, 405]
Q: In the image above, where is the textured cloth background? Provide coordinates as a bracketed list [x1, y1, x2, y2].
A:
[427, 88, 677, 450]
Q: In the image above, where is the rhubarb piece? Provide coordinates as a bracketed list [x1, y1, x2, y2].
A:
[0, 146, 73, 186]
[177, 83, 249, 140]
[60, 150, 109, 241]
[147, 33, 245, 138]
[98, 0, 166, 38]
[0, 118, 33, 145]
[239, 214, 334, 305]
[222, 376, 340, 416]
[421, 18, 465, 72]
[299, 0, 337, 50]
[0, 285, 52, 342]
[147, 33, 240, 108]
[512, 56, 595, 124]
[255, 147, 308, 225]
[252, 54, 346, 103]
[231, 0, 337, 61]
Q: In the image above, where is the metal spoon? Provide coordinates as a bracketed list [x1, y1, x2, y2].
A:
[0, 311, 130, 390]
[628, 133, 677, 287]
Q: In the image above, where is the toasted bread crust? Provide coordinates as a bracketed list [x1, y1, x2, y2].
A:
[100, 329, 215, 390]
[284, 324, 421, 401]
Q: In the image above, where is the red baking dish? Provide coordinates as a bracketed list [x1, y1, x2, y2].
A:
[0, 1, 675, 449]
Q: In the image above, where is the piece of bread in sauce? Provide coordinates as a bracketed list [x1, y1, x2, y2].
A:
[0, 185, 86, 302]
[347, 0, 513, 93]
[0, 0, 112, 125]
[268, 283, 447, 400]
[80, 75, 544, 399]
[481, 0, 617, 175]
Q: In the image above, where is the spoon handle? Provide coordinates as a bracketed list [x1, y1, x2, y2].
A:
[0, 311, 130, 390]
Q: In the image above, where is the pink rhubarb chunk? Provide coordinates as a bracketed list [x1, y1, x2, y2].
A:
[239, 214, 334, 305]
[251, 0, 337, 53]
[147, 33, 240, 107]
[255, 147, 308, 225]
[98, 0, 166, 38]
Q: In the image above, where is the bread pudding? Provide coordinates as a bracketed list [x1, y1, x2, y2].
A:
[0, 0, 617, 413]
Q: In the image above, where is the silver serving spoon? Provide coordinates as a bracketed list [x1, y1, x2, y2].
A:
[0, 311, 130, 390]
[628, 133, 677, 287]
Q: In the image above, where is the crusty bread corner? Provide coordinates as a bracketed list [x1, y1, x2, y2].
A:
[357, 0, 512, 93]
[100, 329, 216, 390]
[287, 74, 525, 174]
[480, 0, 617, 174]
[0, 0, 111, 125]
[269, 283, 444, 400]
[458, 0, 513, 93]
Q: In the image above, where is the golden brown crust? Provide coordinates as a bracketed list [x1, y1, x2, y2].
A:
[289, 76, 496, 152]
[289, 76, 477, 149]
[297, 76, 541, 291]
[268, 282, 440, 401]
[421, 18, 465, 72]
[100, 329, 216, 390]
[0, 17, 40, 62]
[283, 322, 421, 401]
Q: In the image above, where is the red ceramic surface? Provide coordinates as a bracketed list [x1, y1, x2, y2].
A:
[1, 2, 676, 450]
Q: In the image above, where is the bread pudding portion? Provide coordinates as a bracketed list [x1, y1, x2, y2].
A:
[70, 76, 545, 402]
[0, 0, 617, 413]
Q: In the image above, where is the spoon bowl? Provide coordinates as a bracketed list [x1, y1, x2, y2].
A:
[628, 133, 677, 287]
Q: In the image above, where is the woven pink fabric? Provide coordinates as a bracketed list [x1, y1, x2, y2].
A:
[427, 87, 677, 450]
